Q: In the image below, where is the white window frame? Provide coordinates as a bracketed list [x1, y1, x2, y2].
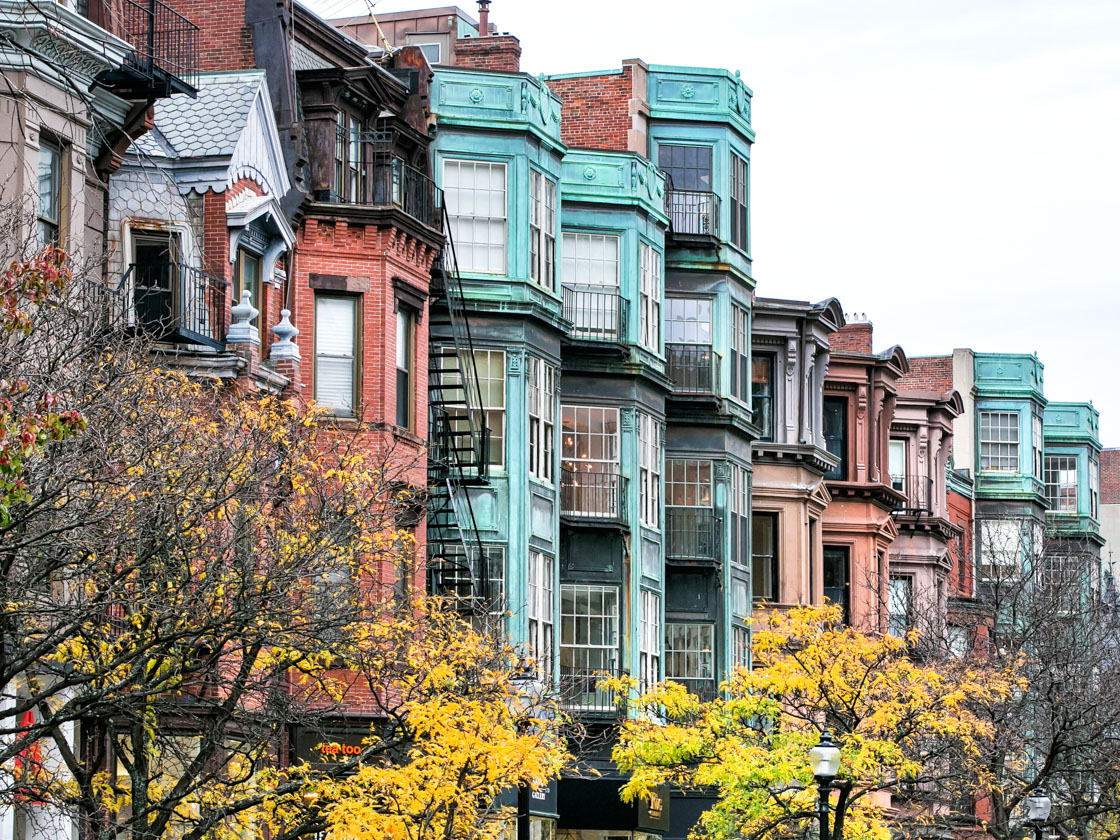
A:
[1045, 454, 1079, 513]
[474, 349, 506, 469]
[979, 519, 1022, 581]
[665, 622, 714, 681]
[559, 584, 619, 673]
[729, 463, 750, 567]
[1033, 414, 1044, 480]
[979, 410, 1020, 473]
[729, 303, 750, 401]
[639, 412, 661, 528]
[732, 625, 750, 670]
[561, 405, 621, 518]
[639, 242, 661, 351]
[528, 357, 556, 483]
[561, 232, 620, 288]
[528, 551, 554, 674]
[1090, 457, 1099, 519]
[529, 170, 556, 290]
[443, 159, 507, 274]
[666, 458, 713, 508]
[639, 589, 661, 688]
[888, 575, 913, 638]
[314, 294, 358, 416]
[665, 297, 712, 346]
[888, 439, 907, 491]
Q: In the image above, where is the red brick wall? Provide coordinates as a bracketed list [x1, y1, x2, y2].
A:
[546, 67, 633, 151]
[1102, 449, 1120, 504]
[453, 35, 521, 73]
[164, 0, 255, 72]
[947, 488, 974, 598]
[898, 355, 953, 392]
[830, 322, 873, 355]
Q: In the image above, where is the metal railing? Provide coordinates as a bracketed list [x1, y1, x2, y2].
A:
[561, 286, 628, 343]
[666, 507, 720, 562]
[667, 677, 718, 703]
[126, 262, 227, 349]
[557, 667, 627, 716]
[331, 142, 442, 230]
[667, 343, 721, 395]
[99, 0, 200, 96]
[667, 189, 719, 237]
[560, 468, 628, 524]
[890, 474, 935, 514]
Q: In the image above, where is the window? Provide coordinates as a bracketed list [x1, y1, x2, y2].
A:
[413, 42, 440, 63]
[665, 298, 712, 345]
[658, 144, 712, 191]
[562, 233, 621, 340]
[639, 590, 661, 688]
[1090, 458, 1099, 519]
[666, 298, 715, 393]
[1033, 415, 1044, 480]
[314, 295, 358, 415]
[234, 249, 261, 324]
[946, 625, 969, 658]
[979, 411, 1020, 473]
[666, 459, 712, 507]
[979, 519, 1021, 581]
[528, 551, 554, 673]
[395, 307, 414, 430]
[823, 396, 848, 480]
[561, 406, 620, 518]
[334, 112, 345, 198]
[823, 546, 850, 624]
[639, 242, 661, 351]
[639, 413, 661, 528]
[37, 136, 62, 246]
[474, 350, 506, 468]
[529, 171, 556, 289]
[888, 576, 912, 637]
[732, 625, 750, 670]
[444, 159, 506, 273]
[729, 463, 750, 567]
[560, 584, 618, 673]
[733, 578, 748, 616]
[665, 623, 714, 681]
[730, 152, 749, 251]
[752, 512, 779, 601]
[528, 357, 556, 483]
[888, 440, 907, 492]
[131, 231, 179, 334]
[752, 355, 773, 440]
[730, 305, 750, 402]
[1045, 454, 1078, 513]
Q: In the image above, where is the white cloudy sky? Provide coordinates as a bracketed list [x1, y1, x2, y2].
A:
[311, 0, 1120, 444]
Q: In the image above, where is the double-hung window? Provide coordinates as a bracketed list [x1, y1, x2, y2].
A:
[665, 298, 715, 393]
[638, 589, 661, 688]
[729, 304, 750, 402]
[347, 116, 363, 201]
[979, 411, 1020, 473]
[729, 463, 750, 567]
[1090, 458, 1099, 519]
[823, 396, 848, 480]
[528, 551, 554, 673]
[666, 458, 713, 508]
[752, 512, 779, 601]
[37, 136, 62, 246]
[395, 307, 414, 430]
[234, 249, 262, 324]
[979, 519, 1022, 581]
[1045, 454, 1079, 513]
[658, 144, 713, 236]
[888, 576, 913, 637]
[665, 623, 714, 684]
[732, 626, 750, 670]
[889, 440, 907, 492]
[752, 354, 773, 440]
[639, 243, 661, 351]
[1033, 415, 1044, 480]
[444, 159, 507, 273]
[561, 406, 620, 518]
[528, 357, 556, 483]
[666, 458, 717, 561]
[638, 413, 662, 528]
[529, 170, 556, 289]
[730, 152, 749, 251]
[314, 295, 358, 416]
[560, 584, 618, 673]
[562, 233, 621, 341]
[474, 349, 506, 468]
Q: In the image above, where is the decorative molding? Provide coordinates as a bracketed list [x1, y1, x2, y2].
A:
[620, 406, 638, 431]
[506, 350, 526, 376]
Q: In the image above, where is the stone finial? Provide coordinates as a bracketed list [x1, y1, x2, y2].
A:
[270, 309, 301, 361]
[227, 289, 260, 345]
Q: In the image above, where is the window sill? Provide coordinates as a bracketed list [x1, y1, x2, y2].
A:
[392, 426, 425, 446]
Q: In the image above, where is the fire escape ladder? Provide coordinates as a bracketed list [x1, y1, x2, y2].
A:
[426, 206, 491, 610]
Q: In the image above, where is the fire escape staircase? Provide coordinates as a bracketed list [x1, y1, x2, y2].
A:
[426, 208, 492, 613]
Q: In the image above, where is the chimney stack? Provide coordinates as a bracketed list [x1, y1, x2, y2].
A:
[478, 0, 490, 35]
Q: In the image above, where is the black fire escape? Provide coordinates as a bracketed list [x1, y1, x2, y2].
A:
[90, 0, 200, 99]
[426, 207, 492, 614]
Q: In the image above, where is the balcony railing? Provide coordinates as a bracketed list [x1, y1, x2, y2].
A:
[667, 343, 721, 395]
[562, 286, 628, 343]
[890, 474, 935, 514]
[666, 507, 720, 563]
[667, 189, 719, 238]
[667, 677, 719, 703]
[127, 262, 227, 350]
[557, 667, 627, 716]
[330, 144, 442, 230]
[94, 0, 200, 98]
[560, 468, 628, 524]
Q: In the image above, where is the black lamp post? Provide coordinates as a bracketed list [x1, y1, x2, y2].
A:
[810, 731, 843, 840]
[1025, 787, 1052, 840]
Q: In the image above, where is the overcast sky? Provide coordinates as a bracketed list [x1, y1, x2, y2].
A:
[310, 0, 1120, 445]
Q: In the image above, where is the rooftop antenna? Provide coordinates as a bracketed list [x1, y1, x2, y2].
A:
[362, 0, 396, 57]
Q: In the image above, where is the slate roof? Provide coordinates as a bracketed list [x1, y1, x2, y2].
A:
[133, 71, 266, 161]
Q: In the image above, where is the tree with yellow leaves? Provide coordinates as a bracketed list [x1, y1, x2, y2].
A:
[611, 603, 1019, 840]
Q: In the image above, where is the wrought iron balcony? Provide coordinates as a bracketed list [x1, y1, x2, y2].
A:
[890, 474, 934, 514]
[327, 144, 442, 231]
[557, 667, 627, 716]
[561, 286, 628, 344]
[125, 262, 227, 350]
[93, 0, 200, 98]
[667, 343, 721, 395]
[666, 189, 719, 239]
[667, 677, 718, 703]
[560, 468, 628, 525]
[666, 507, 720, 563]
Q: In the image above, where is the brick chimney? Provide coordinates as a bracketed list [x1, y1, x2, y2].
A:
[831, 313, 874, 354]
[453, 1, 520, 72]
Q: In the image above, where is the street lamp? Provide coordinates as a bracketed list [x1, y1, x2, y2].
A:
[811, 731, 843, 840]
[1025, 787, 1052, 840]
